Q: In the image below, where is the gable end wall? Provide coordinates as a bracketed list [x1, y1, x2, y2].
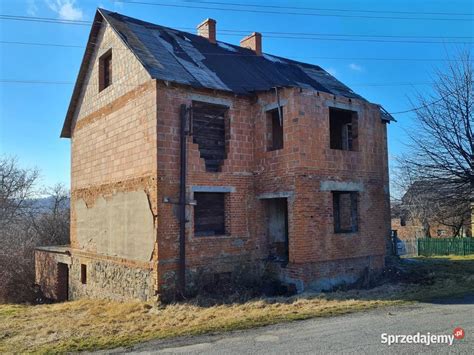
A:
[66, 22, 159, 301]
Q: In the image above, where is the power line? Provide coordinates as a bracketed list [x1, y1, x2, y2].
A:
[218, 31, 474, 39]
[114, 0, 474, 21]
[0, 40, 84, 49]
[0, 77, 438, 112]
[389, 97, 445, 114]
[177, 0, 474, 17]
[247, 35, 474, 45]
[0, 79, 434, 87]
[1, 15, 472, 41]
[1, 16, 473, 45]
[0, 14, 90, 25]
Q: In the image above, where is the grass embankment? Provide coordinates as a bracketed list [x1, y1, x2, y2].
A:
[1, 255, 473, 353]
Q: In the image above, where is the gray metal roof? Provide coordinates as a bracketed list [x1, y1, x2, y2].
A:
[101, 9, 365, 98]
[61, 9, 393, 137]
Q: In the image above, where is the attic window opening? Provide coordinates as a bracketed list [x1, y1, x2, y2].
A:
[329, 107, 358, 151]
[266, 108, 284, 151]
[99, 50, 112, 92]
[191, 101, 229, 172]
[333, 191, 358, 233]
[194, 192, 228, 236]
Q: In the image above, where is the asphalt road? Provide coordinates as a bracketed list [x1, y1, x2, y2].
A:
[111, 295, 473, 354]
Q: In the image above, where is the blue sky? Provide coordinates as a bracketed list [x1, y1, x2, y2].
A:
[0, 0, 472, 187]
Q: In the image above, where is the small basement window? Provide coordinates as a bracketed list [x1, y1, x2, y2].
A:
[80, 264, 87, 284]
[333, 191, 358, 233]
[266, 108, 284, 151]
[329, 107, 358, 151]
[194, 192, 227, 236]
[99, 50, 112, 92]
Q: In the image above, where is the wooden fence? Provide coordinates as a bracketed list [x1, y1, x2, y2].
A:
[417, 238, 474, 256]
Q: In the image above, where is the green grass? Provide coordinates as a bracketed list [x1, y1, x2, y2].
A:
[0, 305, 26, 317]
[1, 255, 473, 353]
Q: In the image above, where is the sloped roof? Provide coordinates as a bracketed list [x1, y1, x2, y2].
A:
[62, 8, 393, 138]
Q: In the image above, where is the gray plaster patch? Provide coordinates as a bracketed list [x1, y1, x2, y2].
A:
[325, 100, 363, 114]
[257, 191, 293, 199]
[191, 185, 236, 193]
[320, 181, 364, 192]
[75, 190, 155, 261]
[189, 94, 232, 107]
[264, 99, 288, 112]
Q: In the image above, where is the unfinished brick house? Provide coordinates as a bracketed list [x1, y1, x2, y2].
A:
[36, 8, 394, 302]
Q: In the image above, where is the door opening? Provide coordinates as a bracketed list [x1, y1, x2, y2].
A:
[56, 263, 69, 302]
[265, 198, 289, 263]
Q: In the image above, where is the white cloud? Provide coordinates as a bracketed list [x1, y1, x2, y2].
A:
[113, 0, 124, 10]
[46, 0, 84, 21]
[27, 0, 39, 16]
[349, 63, 363, 72]
[326, 68, 337, 76]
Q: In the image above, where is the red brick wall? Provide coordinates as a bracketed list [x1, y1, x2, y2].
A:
[35, 250, 60, 300]
[154, 84, 390, 294]
[154, 84, 261, 295]
[391, 217, 469, 240]
[57, 14, 391, 301]
[35, 249, 71, 301]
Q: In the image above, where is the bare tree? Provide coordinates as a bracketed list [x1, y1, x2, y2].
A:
[397, 51, 473, 236]
[30, 184, 70, 246]
[0, 157, 70, 303]
[0, 156, 39, 228]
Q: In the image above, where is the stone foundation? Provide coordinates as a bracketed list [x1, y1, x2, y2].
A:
[69, 255, 154, 301]
[36, 248, 155, 302]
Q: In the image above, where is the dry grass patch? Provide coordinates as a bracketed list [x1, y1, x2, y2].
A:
[0, 293, 399, 353]
[1, 255, 473, 353]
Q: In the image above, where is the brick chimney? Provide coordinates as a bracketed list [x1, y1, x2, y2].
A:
[240, 32, 262, 56]
[197, 18, 216, 44]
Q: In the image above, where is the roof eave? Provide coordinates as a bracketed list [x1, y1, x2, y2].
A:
[379, 105, 397, 123]
[60, 10, 106, 138]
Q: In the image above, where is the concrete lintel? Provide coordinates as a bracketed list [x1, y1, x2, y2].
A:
[264, 99, 288, 112]
[35, 245, 71, 255]
[325, 100, 362, 114]
[36, 246, 72, 265]
[320, 181, 364, 192]
[190, 94, 232, 108]
[257, 191, 293, 199]
[191, 185, 236, 193]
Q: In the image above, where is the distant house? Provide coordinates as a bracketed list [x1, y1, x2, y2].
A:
[391, 181, 472, 240]
[36, 8, 394, 302]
